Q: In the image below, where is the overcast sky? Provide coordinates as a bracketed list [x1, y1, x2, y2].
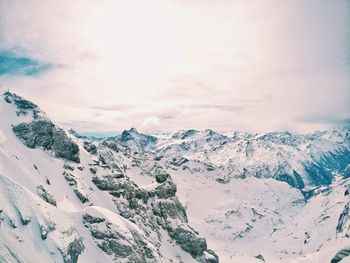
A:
[0, 0, 349, 134]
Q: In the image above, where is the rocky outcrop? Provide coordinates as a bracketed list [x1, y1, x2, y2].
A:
[155, 180, 177, 199]
[13, 120, 80, 163]
[37, 185, 57, 206]
[160, 129, 350, 190]
[83, 141, 97, 155]
[168, 225, 219, 262]
[153, 198, 187, 221]
[170, 226, 206, 256]
[0, 93, 221, 263]
[172, 129, 199, 140]
[91, 146, 218, 262]
[5, 92, 80, 163]
[58, 238, 85, 263]
[73, 188, 89, 204]
[154, 166, 169, 183]
[119, 128, 157, 146]
[40, 222, 56, 240]
[4, 91, 40, 117]
[82, 213, 159, 262]
[63, 170, 89, 204]
[336, 202, 350, 237]
[330, 247, 350, 263]
[102, 128, 158, 157]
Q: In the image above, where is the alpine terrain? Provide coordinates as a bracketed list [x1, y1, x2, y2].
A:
[0, 91, 349, 263]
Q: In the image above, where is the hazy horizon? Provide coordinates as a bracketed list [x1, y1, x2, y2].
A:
[1, 0, 349, 133]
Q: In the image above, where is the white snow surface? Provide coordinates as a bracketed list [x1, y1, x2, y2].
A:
[0, 93, 350, 263]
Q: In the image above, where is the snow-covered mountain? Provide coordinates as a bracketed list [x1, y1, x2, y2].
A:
[0, 92, 349, 263]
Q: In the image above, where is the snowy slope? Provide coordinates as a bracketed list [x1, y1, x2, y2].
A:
[0, 91, 350, 263]
[0, 92, 218, 263]
[95, 128, 350, 262]
[153, 129, 350, 190]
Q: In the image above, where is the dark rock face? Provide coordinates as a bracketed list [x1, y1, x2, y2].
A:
[155, 169, 169, 183]
[63, 171, 77, 186]
[170, 157, 189, 167]
[168, 226, 219, 263]
[63, 164, 75, 171]
[13, 120, 80, 163]
[104, 240, 133, 257]
[37, 185, 57, 206]
[92, 175, 136, 192]
[336, 202, 350, 237]
[63, 170, 89, 204]
[153, 199, 187, 221]
[5, 92, 80, 163]
[319, 149, 350, 173]
[83, 141, 97, 155]
[345, 188, 350, 196]
[4, 91, 39, 117]
[58, 238, 85, 263]
[155, 180, 177, 199]
[91, 149, 218, 262]
[301, 162, 333, 187]
[73, 189, 89, 204]
[89, 167, 97, 175]
[17, 210, 31, 226]
[169, 227, 207, 257]
[82, 213, 157, 262]
[330, 247, 350, 263]
[255, 254, 265, 262]
[82, 214, 105, 224]
[275, 171, 305, 189]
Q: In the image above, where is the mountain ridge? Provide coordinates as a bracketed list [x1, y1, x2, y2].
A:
[0, 91, 349, 263]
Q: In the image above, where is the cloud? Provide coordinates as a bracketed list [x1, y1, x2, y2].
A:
[88, 104, 135, 112]
[0, 51, 51, 76]
[297, 115, 350, 130]
[0, 0, 349, 133]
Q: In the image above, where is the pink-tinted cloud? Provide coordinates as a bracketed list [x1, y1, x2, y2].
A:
[0, 0, 349, 133]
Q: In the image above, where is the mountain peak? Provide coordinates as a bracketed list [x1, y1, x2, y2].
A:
[2, 92, 80, 163]
[172, 129, 199, 140]
[129, 127, 138, 133]
[3, 91, 44, 118]
[1, 92, 349, 263]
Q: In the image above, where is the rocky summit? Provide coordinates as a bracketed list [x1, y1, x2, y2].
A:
[0, 92, 349, 263]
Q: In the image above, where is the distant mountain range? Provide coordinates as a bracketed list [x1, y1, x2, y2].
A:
[0, 91, 349, 263]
